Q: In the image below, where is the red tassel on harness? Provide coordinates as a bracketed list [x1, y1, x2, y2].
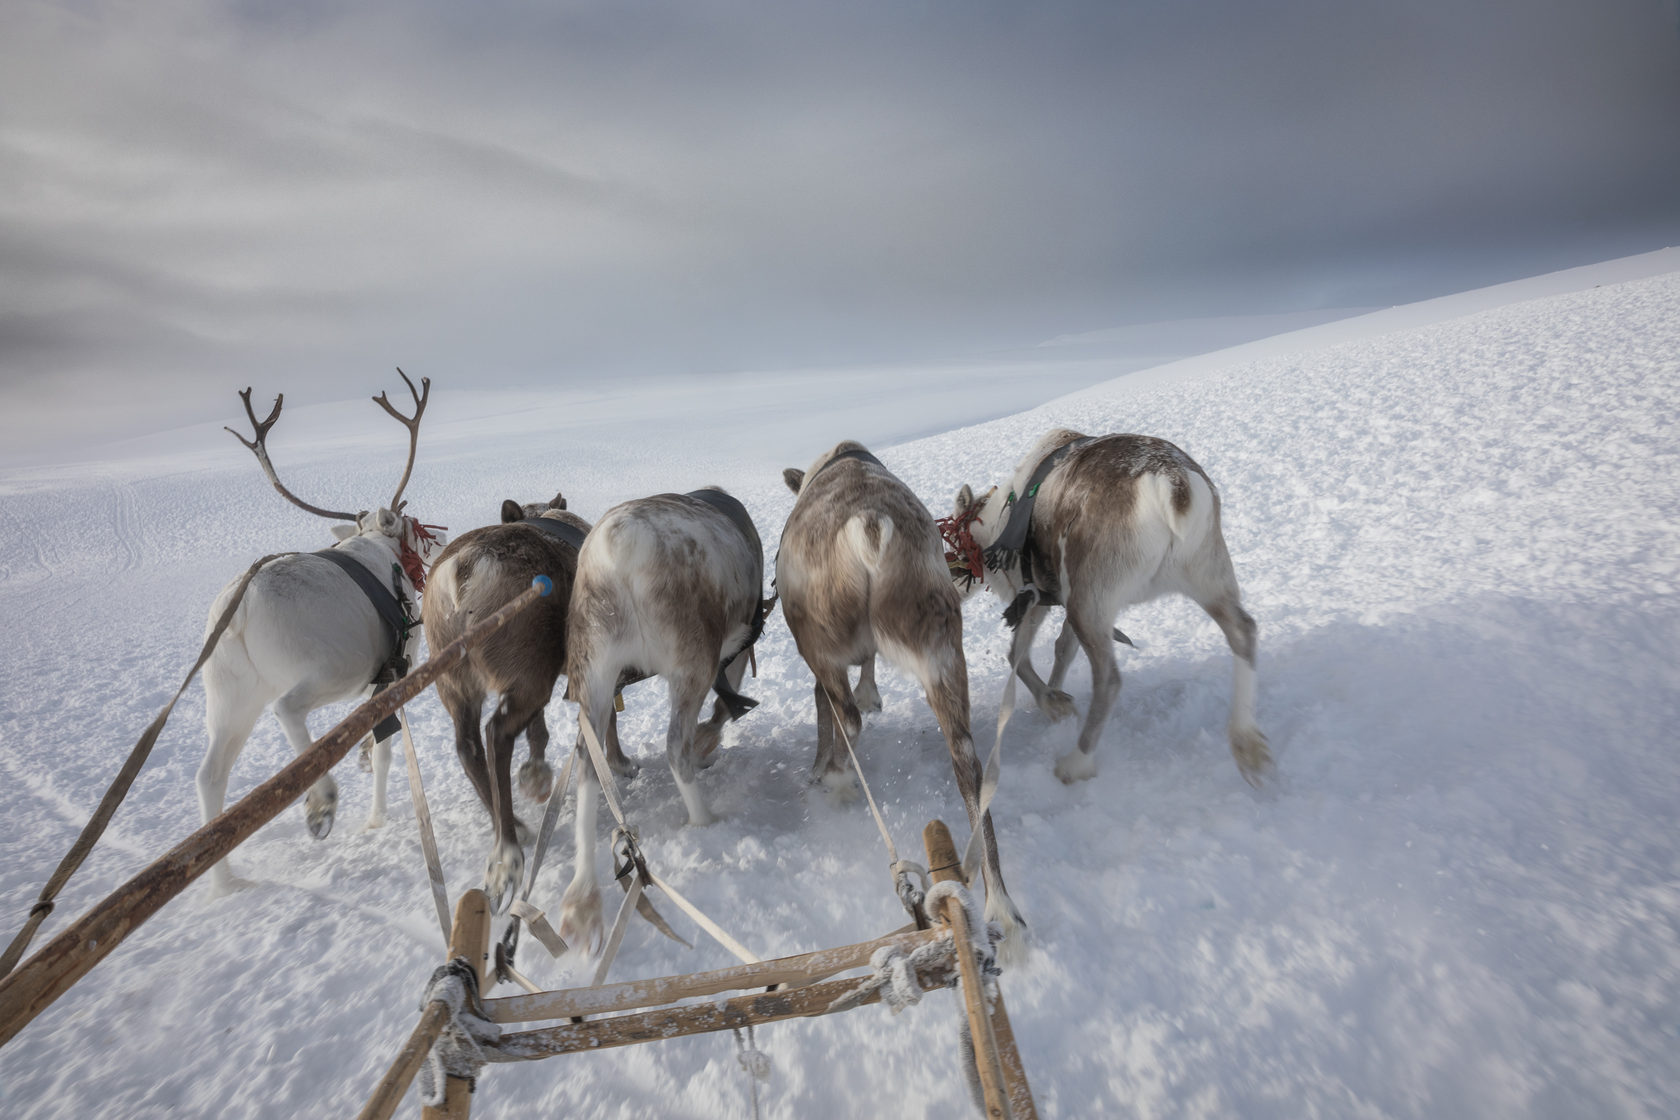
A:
[400, 519, 447, 592]
[935, 504, 986, 589]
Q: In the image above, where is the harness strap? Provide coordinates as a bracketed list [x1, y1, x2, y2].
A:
[684, 489, 769, 720]
[314, 547, 409, 659]
[983, 436, 1100, 608]
[518, 516, 588, 553]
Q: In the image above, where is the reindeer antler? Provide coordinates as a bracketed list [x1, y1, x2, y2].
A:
[225, 387, 358, 521]
[373, 367, 429, 510]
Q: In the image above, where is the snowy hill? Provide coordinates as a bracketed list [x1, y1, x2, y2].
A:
[2, 253, 1679, 1118]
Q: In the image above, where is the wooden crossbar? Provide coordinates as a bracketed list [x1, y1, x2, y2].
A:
[359, 818, 1039, 1118]
[485, 925, 939, 1023]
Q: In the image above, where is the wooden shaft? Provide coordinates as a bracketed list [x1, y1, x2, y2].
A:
[925, 821, 1039, 1120]
[924, 821, 1010, 1120]
[0, 585, 547, 1051]
[423, 890, 492, 1120]
[357, 1002, 452, 1120]
[490, 962, 957, 1060]
[485, 927, 945, 1024]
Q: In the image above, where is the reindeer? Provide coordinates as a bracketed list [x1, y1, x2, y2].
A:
[947, 428, 1271, 786]
[558, 488, 769, 943]
[778, 441, 1027, 960]
[197, 373, 446, 893]
[422, 493, 631, 912]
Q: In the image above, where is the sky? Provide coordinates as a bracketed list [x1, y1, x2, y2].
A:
[3, 0, 1678, 460]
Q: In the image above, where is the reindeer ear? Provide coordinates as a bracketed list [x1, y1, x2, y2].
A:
[783, 468, 805, 494]
[376, 508, 402, 534]
[501, 499, 523, 523]
[551, 491, 567, 510]
[955, 484, 974, 512]
[331, 524, 357, 541]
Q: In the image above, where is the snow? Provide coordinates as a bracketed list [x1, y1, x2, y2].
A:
[3, 251, 1680, 1117]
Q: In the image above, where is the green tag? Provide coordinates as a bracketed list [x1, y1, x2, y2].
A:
[1026, 482, 1041, 498]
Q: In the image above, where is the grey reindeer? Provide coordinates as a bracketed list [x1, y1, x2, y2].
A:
[949, 428, 1272, 786]
[558, 487, 771, 948]
[779, 441, 1027, 963]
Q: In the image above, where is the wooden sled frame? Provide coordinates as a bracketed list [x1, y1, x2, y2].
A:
[361, 821, 1038, 1120]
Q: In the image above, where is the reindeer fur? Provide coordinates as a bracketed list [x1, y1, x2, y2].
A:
[559, 489, 765, 949]
[423, 493, 626, 913]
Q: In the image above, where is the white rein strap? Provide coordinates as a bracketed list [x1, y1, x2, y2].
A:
[576, 709, 761, 967]
[824, 689, 931, 922]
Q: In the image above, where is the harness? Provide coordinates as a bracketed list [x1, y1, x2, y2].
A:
[314, 547, 414, 740]
[983, 436, 1099, 627]
[518, 515, 588, 553]
[685, 488, 773, 720]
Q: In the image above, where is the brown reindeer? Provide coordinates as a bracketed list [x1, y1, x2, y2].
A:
[558, 487, 769, 948]
[780, 441, 1026, 961]
[422, 493, 632, 913]
[949, 428, 1271, 785]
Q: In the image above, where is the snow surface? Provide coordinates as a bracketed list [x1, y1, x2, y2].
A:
[3, 252, 1679, 1118]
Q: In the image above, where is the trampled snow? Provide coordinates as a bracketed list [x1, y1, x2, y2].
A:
[2, 252, 1678, 1117]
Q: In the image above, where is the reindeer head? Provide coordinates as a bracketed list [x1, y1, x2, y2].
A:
[226, 369, 447, 582]
[500, 492, 568, 523]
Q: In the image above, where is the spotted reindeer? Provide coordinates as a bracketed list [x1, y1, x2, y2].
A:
[198, 373, 446, 893]
[780, 441, 1027, 960]
[422, 492, 632, 912]
[948, 428, 1271, 785]
[559, 487, 771, 944]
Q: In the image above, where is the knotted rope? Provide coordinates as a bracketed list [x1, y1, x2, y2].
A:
[417, 958, 501, 1107]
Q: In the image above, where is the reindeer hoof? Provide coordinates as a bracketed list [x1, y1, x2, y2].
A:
[305, 786, 338, 839]
[854, 681, 882, 713]
[559, 879, 604, 955]
[363, 810, 388, 831]
[1040, 689, 1078, 723]
[1231, 725, 1274, 788]
[518, 759, 555, 802]
[1054, 750, 1099, 784]
[609, 753, 639, 780]
[818, 768, 860, 804]
[513, 818, 536, 847]
[483, 841, 525, 915]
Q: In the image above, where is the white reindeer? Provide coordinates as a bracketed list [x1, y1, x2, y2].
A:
[197, 374, 445, 893]
[558, 488, 768, 944]
[780, 441, 1028, 960]
[949, 428, 1271, 785]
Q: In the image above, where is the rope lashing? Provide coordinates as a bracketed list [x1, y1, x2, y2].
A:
[823, 689, 931, 925]
[417, 958, 501, 1107]
[926, 881, 1000, 1007]
[825, 932, 959, 1015]
[733, 1024, 772, 1120]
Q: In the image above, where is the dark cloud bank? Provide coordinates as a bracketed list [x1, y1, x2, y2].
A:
[2, 1, 1677, 459]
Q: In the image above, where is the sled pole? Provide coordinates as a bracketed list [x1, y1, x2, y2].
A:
[359, 890, 491, 1120]
[422, 889, 492, 1120]
[925, 820, 1037, 1120]
[0, 580, 551, 1052]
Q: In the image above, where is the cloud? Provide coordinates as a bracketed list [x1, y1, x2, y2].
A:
[2, 0, 1677, 459]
